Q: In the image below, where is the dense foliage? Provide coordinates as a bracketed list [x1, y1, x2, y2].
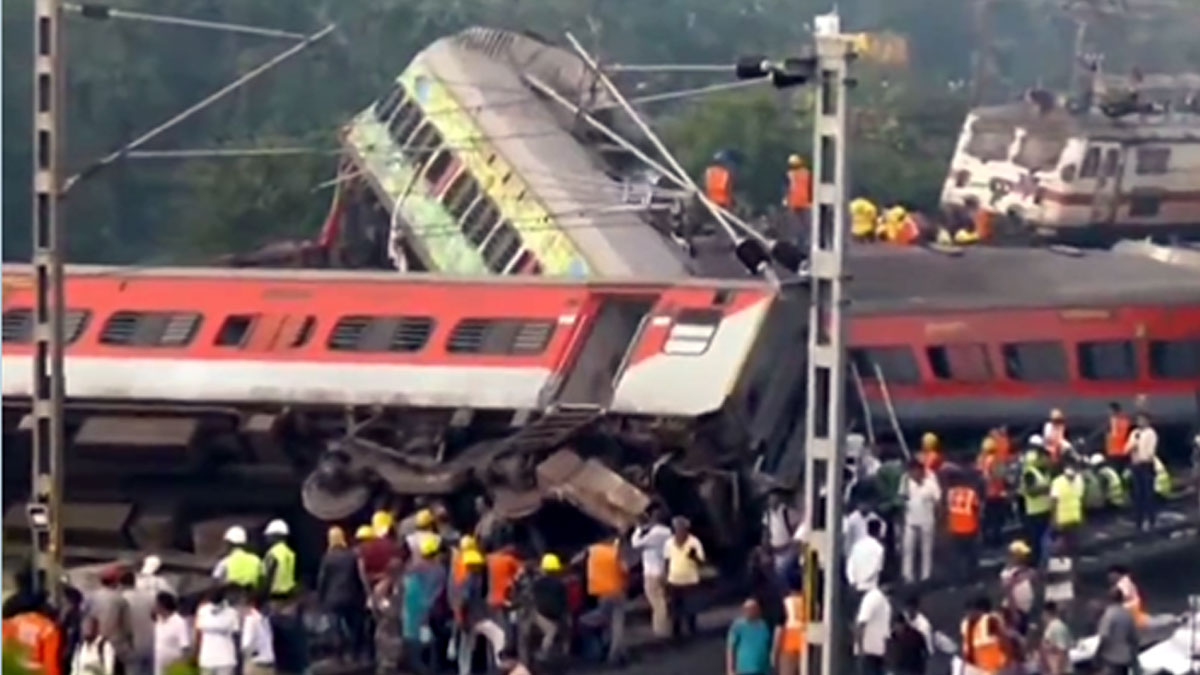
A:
[3, 0, 1196, 263]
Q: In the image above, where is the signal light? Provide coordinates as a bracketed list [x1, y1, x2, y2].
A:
[737, 54, 817, 89]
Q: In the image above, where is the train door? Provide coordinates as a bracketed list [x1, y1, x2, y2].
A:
[554, 296, 656, 407]
[1090, 144, 1126, 225]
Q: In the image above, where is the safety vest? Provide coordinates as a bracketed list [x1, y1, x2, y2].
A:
[451, 549, 469, 588]
[1107, 414, 1131, 457]
[961, 613, 1009, 673]
[2, 612, 60, 675]
[1154, 457, 1170, 497]
[586, 543, 626, 598]
[895, 215, 920, 245]
[704, 165, 732, 207]
[1021, 466, 1051, 515]
[947, 486, 981, 535]
[973, 209, 993, 241]
[1116, 576, 1148, 627]
[266, 541, 296, 595]
[1050, 473, 1084, 527]
[850, 198, 877, 238]
[785, 168, 812, 210]
[978, 454, 1007, 498]
[1083, 471, 1105, 511]
[225, 547, 263, 587]
[781, 594, 806, 654]
[1098, 466, 1128, 506]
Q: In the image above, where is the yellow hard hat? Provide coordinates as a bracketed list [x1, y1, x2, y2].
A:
[921, 432, 938, 449]
[459, 535, 478, 551]
[981, 437, 997, 453]
[787, 154, 804, 168]
[419, 534, 442, 557]
[1009, 540, 1031, 556]
[540, 553, 563, 572]
[355, 525, 375, 540]
[372, 510, 394, 535]
[415, 509, 434, 528]
[462, 550, 485, 566]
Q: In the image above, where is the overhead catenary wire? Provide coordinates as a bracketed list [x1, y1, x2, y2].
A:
[63, 2, 309, 40]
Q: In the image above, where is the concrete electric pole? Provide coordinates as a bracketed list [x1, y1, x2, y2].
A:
[30, 0, 68, 603]
[800, 21, 855, 675]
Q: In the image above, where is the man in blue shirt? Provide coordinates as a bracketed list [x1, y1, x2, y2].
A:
[727, 599, 772, 675]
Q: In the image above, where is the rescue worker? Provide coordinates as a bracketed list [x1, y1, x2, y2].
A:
[945, 469, 982, 582]
[1018, 450, 1052, 564]
[577, 536, 628, 665]
[988, 426, 1013, 462]
[1083, 455, 1107, 513]
[960, 596, 1010, 675]
[972, 208, 994, 242]
[403, 536, 446, 675]
[704, 152, 734, 210]
[772, 576, 805, 675]
[782, 154, 812, 237]
[486, 542, 523, 638]
[1125, 412, 1160, 530]
[212, 525, 263, 596]
[850, 197, 878, 242]
[877, 205, 920, 245]
[1153, 455, 1172, 502]
[448, 535, 479, 619]
[1106, 402, 1133, 473]
[1000, 542, 1036, 635]
[977, 436, 1010, 547]
[1042, 409, 1069, 465]
[262, 519, 297, 600]
[1107, 565, 1148, 629]
[3, 593, 62, 675]
[1049, 459, 1085, 551]
[952, 226, 981, 245]
[528, 554, 569, 664]
[455, 550, 505, 675]
[1093, 454, 1129, 510]
[407, 509, 441, 559]
[918, 432, 943, 473]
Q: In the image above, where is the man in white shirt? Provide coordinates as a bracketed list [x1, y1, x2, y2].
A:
[631, 507, 673, 637]
[854, 586, 892, 675]
[195, 588, 240, 675]
[846, 518, 886, 620]
[152, 593, 190, 675]
[899, 459, 942, 583]
[1125, 413, 1159, 530]
[762, 492, 799, 578]
[240, 597, 276, 675]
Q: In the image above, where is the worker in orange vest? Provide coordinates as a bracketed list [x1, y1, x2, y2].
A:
[960, 596, 1011, 675]
[987, 426, 1013, 462]
[972, 208, 994, 241]
[1042, 409, 1069, 465]
[918, 432, 943, 473]
[946, 472, 982, 582]
[1108, 565, 1149, 628]
[704, 151, 735, 210]
[2, 593, 62, 675]
[575, 536, 629, 664]
[782, 154, 812, 216]
[1106, 402, 1132, 473]
[772, 576, 806, 675]
[977, 437, 1010, 548]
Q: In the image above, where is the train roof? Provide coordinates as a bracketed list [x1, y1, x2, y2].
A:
[847, 244, 1200, 313]
[970, 100, 1200, 141]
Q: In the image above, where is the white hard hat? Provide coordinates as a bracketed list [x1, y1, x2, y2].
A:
[223, 525, 248, 545]
[264, 519, 289, 536]
[1089, 453, 1105, 466]
[1028, 434, 1044, 448]
[140, 555, 162, 576]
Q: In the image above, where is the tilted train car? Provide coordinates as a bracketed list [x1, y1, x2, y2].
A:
[940, 74, 1200, 245]
[334, 26, 691, 278]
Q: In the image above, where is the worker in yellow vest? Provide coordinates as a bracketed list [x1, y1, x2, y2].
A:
[574, 536, 629, 665]
[1049, 460, 1085, 551]
[850, 197, 878, 242]
[262, 519, 297, 599]
[213, 525, 263, 597]
[1019, 451, 1053, 563]
[772, 576, 806, 675]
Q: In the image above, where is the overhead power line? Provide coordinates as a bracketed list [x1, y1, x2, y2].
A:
[63, 2, 308, 40]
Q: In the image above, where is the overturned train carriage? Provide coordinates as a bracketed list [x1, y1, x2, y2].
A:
[0, 266, 809, 559]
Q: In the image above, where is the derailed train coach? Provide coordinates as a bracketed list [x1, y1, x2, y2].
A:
[0, 266, 809, 559]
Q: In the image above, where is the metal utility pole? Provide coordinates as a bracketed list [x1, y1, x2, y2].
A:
[800, 25, 855, 675]
[30, 0, 67, 603]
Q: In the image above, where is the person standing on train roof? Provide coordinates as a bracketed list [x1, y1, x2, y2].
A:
[899, 458, 941, 583]
[1106, 402, 1133, 474]
[704, 151, 735, 211]
[977, 437, 1010, 548]
[1124, 412, 1159, 531]
[1042, 409, 1070, 465]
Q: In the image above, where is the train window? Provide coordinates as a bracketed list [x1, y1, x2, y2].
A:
[215, 314, 256, 347]
[409, 125, 443, 169]
[327, 315, 434, 353]
[99, 311, 201, 347]
[388, 99, 422, 143]
[964, 121, 1013, 162]
[1149, 339, 1200, 379]
[849, 346, 920, 385]
[505, 249, 533, 275]
[1076, 340, 1136, 380]
[926, 343, 993, 382]
[664, 309, 722, 356]
[1128, 193, 1161, 217]
[424, 150, 454, 186]
[1002, 341, 1068, 382]
[1079, 148, 1101, 178]
[1013, 133, 1066, 172]
[462, 199, 500, 247]
[1135, 148, 1170, 175]
[2, 308, 90, 344]
[286, 316, 316, 349]
[482, 222, 521, 273]
[1101, 149, 1119, 178]
[444, 174, 478, 220]
[374, 83, 405, 123]
[446, 318, 556, 355]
